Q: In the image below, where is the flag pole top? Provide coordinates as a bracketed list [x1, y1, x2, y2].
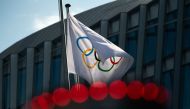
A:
[65, 3, 71, 14]
[65, 4, 71, 8]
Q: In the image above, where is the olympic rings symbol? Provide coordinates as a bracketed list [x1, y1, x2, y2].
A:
[76, 36, 122, 72]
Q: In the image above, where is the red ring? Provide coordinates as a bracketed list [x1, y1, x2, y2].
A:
[110, 57, 122, 64]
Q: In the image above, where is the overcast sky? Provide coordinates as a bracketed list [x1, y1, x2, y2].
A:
[0, 0, 115, 53]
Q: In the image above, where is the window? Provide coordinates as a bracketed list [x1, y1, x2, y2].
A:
[125, 30, 138, 68]
[163, 57, 174, 72]
[147, 3, 159, 21]
[163, 23, 176, 57]
[2, 58, 11, 109]
[33, 44, 44, 96]
[184, 5, 190, 18]
[143, 76, 154, 83]
[183, 20, 190, 50]
[182, 50, 190, 64]
[162, 70, 173, 109]
[147, 3, 159, 26]
[128, 11, 139, 28]
[181, 65, 190, 109]
[93, 27, 101, 34]
[125, 70, 135, 83]
[185, 0, 190, 5]
[17, 51, 26, 106]
[50, 38, 62, 91]
[166, 10, 178, 22]
[3, 76, 10, 109]
[166, 0, 178, 22]
[91, 23, 101, 34]
[50, 57, 61, 91]
[107, 34, 119, 45]
[17, 69, 26, 106]
[144, 26, 157, 64]
[109, 19, 120, 34]
[166, 0, 177, 13]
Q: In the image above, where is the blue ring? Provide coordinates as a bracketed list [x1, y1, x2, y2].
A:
[76, 36, 94, 56]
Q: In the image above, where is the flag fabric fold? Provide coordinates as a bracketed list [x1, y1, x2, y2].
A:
[66, 13, 134, 84]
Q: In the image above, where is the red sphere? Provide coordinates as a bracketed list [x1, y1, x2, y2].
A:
[36, 95, 49, 109]
[52, 88, 71, 107]
[109, 80, 127, 100]
[143, 83, 159, 101]
[89, 81, 108, 101]
[127, 80, 144, 100]
[70, 83, 89, 103]
[156, 86, 169, 104]
[41, 93, 55, 109]
[31, 97, 41, 109]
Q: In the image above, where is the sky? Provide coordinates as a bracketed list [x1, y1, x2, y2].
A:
[0, 0, 116, 53]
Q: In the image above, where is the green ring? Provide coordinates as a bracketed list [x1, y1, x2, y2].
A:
[98, 58, 115, 72]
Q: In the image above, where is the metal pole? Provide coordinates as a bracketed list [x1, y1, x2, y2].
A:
[65, 4, 71, 13]
[58, 0, 69, 88]
[65, 4, 71, 37]
[65, 4, 80, 84]
[59, 0, 64, 22]
[65, 3, 72, 89]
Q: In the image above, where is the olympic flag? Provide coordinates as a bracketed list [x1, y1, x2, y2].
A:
[66, 13, 134, 84]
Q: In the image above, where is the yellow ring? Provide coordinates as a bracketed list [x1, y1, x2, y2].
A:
[82, 48, 98, 69]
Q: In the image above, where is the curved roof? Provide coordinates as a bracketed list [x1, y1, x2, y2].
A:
[75, 0, 151, 26]
[0, 0, 152, 59]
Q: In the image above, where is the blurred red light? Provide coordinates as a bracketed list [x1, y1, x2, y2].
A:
[89, 81, 108, 101]
[109, 80, 127, 100]
[70, 83, 89, 103]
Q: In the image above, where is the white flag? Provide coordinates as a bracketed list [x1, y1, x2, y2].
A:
[66, 13, 134, 84]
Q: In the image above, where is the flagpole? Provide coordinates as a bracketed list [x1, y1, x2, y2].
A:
[64, 3, 72, 89]
[65, 4, 80, 85]
[65, 4, 71, 37]
[58, 0, 69, 89]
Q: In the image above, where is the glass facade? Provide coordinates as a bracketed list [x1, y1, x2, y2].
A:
[108, 17, 120, 45]
[166, 10, 178, 22]
[125, 30, 138, 68]
[3, 75, 10, 109]
[163, 23, 177, 57]
[166, 0, 177, 13]
[33, 62, 43, 96]
[2, 58, 11, 109]
[183, 18, 190, 50]
[1, 0, 190, 109]
[147, 3, 159, 21]
[181, 65, 190, 109]
[33, 45, 44, 96]
[147, 2, 158, 26]
[162, 70, 173, 109]
[181, 4, 190, 109]
[17, 69, 26, 106]
[184, 5, 190, 18]
[50, 38, 62, 91]
[50, 56, 61, 91]
[128, 11, 139, 28]
[109, 19, 120, 34]
[107, 34, 119, 45]
[144, 26, 157, 64]
[91, 23, 101, 34]
[17, 51, 26, 106]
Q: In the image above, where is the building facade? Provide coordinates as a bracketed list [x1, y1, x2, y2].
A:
[0, 0, 190, 109]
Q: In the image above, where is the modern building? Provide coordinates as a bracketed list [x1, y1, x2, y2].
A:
[0, 0, 190, 109]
